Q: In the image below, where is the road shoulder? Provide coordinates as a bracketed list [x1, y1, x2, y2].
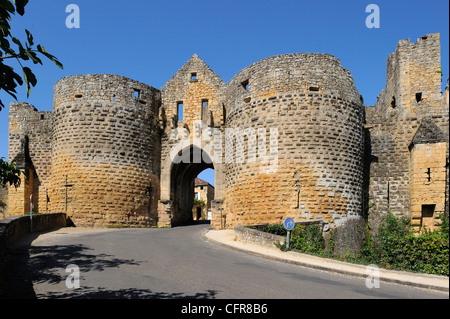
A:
[202, 228, 449, 294]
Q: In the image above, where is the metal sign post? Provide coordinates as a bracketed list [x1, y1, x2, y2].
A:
[286, 230, 291, 249]
[283, 217, 295, 249]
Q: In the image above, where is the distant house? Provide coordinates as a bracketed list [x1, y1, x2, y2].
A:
[192, 178, 214, 221]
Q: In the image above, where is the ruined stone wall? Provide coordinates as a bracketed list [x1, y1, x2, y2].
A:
[366, 34, 449, 231]
[7, 102, 53, 217]
[51, 74, 161, 227]
[224, 54, 365, 228]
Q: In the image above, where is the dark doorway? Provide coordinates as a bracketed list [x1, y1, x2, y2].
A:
[170, 145, 214, 226]
[421, 204, 435, 230]
[196, 207, 202, 220]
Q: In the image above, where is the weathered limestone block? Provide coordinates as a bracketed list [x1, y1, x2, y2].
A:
[325, 216, 368, 258]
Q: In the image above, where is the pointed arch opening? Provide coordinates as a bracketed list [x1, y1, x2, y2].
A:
[169, 145, 215, 226]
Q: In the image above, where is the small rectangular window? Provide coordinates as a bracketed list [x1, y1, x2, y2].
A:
[416, 92, 422, 102]
[177, 102, 184, 122]
[309, 86, 319, 92]
[201, 100, 208, 119]
[422, 205, 435, 217]
[241, 80, 249, 90]
[190, 73, 198, 81]
[134, 89, 141, 98]
[391, 96, 396, 108]
[421, 204, 435, 230]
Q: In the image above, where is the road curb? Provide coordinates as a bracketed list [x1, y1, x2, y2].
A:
[202, 229, 449, 294]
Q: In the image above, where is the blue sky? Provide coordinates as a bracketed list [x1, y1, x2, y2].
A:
[1, 0, 449, 186]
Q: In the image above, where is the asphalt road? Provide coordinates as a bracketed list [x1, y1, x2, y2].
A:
[2, 223, 448, 300]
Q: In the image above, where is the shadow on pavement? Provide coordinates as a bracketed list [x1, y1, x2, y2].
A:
[37, 288, 218, 299]
[0, 230, 218, 299]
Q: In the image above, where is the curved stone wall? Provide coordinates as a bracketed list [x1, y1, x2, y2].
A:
[224, 54, 365, 227]
[51, 74, 161, 227]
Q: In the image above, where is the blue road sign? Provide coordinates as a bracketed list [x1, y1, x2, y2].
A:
[283, 217, 295, 231]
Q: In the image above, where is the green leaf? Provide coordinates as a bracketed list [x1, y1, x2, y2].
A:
[37, 45, 63, 69]
[0, 158, 21, 188]
[0, 37, 10, 49]
[0, 0, 15, 13]
[24, 49, 42, 64]
[13, 0, 29, 15]
[11, 36, 22, 47]
[25, 28, 33, 45]
[22, 66, 36, 97]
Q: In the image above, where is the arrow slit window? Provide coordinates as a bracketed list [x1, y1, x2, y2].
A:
[177, 102, 184, 122]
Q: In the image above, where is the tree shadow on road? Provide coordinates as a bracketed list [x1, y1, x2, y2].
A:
[1, 231, 218, 300]
[37, 287, 218, 299]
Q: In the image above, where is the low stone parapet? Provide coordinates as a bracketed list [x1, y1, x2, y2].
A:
[234, 225, 285, 248]
[0, 213, 67, 295]
[0, 213, 67, 264]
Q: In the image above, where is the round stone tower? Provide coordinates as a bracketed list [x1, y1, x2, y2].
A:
[224, 53, 365, 227]
[51, 74, 161, 227]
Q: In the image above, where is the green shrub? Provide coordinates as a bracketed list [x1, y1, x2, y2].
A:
[360, 212, 449, 276]
[290, 224, 325, 254]
[440, 212, 449, 240]
[248, 224, 287, 236]
[254, 212, 449, 276]
[193, 199, 205, 206]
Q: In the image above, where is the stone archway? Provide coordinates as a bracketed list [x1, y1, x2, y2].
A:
[158, 145, 224, 228]
[170, 146, 214, 226]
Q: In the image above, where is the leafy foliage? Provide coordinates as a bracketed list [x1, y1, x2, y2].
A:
[1, 0, 63, 110]
[256, 213, 449, 276]
[1, 0, 63, 189]
[290, 224, 325, 254]
[249, 224, 287, 236]
[193, 198, 206, 206]
[251, 223, 325, 254]
[0, 157, 20, 188]
[359, 212, 449, 276]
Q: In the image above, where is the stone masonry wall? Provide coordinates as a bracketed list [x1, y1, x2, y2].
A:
[51, 74, 161, 227]
[8, 102, 53, 217]
[410, 142, 447, 231]
[225, 54, 365, 228]
[159, 54, 227, 227]
[5, 34, 447, 231]
[366, 34, 449, 229]
[192, 181, 214, 220]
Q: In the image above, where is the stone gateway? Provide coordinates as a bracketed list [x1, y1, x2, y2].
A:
[3, 34, 449, 231]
